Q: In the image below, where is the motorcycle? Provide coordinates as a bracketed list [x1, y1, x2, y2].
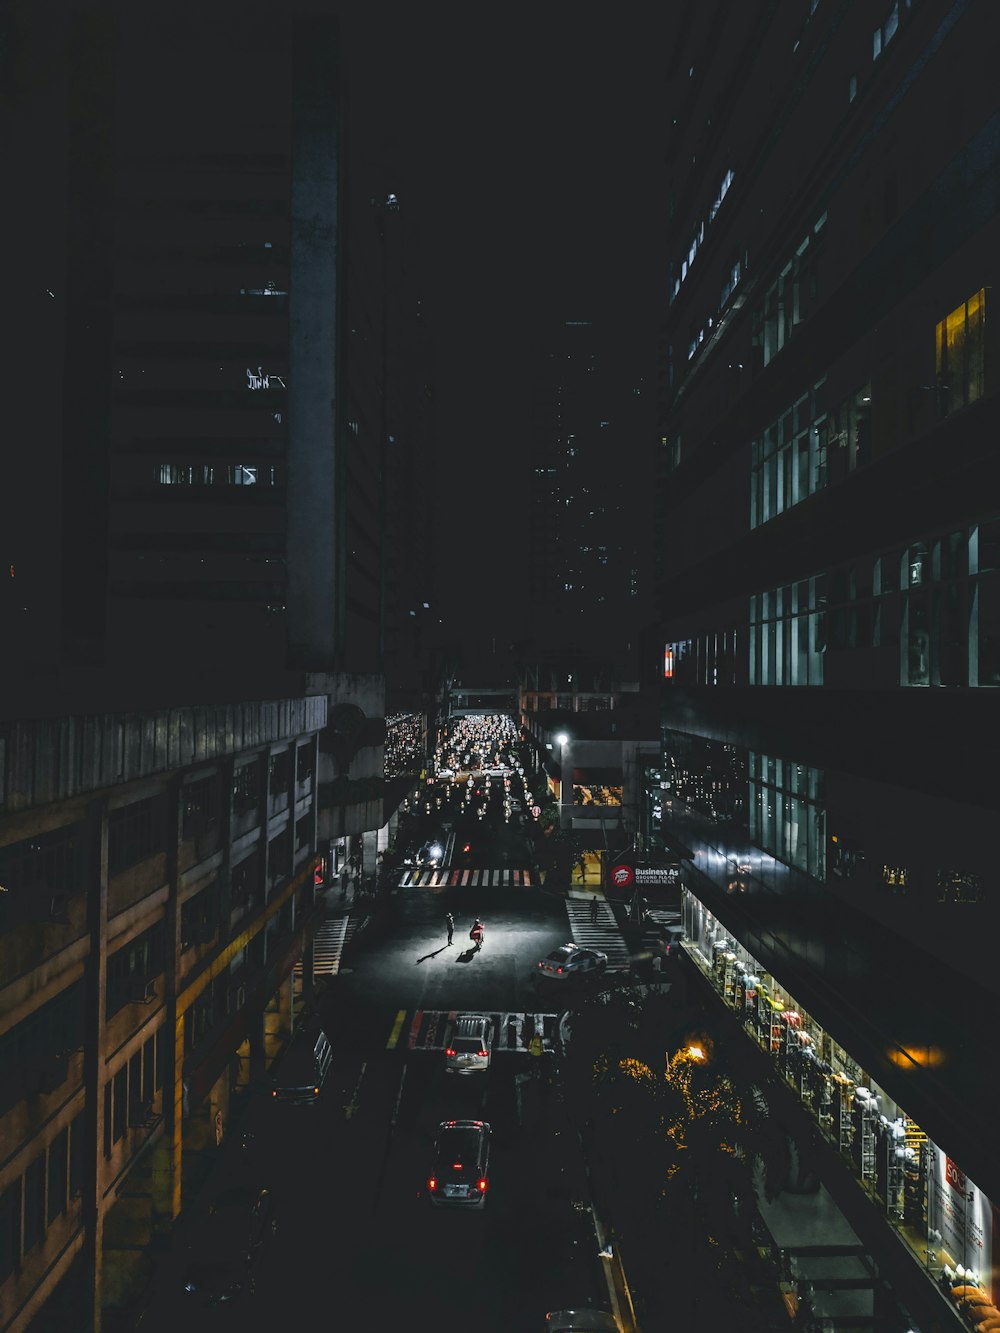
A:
[470, 924, 484, 951]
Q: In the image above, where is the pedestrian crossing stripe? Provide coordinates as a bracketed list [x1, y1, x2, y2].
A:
[396, 867, 534, 889]
[401, 1010, 560, 1052]
[293, 915, 353, 978]
[565, 897, 632, 972]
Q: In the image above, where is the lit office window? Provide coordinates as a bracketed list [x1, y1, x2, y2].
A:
[935, 290, 986, 415]
[749, 753, 825, 879]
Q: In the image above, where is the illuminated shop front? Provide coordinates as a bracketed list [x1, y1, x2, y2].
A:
[682, 889, 997, 1311]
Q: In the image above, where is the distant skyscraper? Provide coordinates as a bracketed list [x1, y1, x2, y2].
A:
[526, 321, 651, 658]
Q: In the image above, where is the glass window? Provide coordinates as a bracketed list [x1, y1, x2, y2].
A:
[936, 290, 987, 414]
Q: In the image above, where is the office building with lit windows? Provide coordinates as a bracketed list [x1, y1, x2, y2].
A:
[1, 6, 388, 1330]
[654, 2, 1000, 1326]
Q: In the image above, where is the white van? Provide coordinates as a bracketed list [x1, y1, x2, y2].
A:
[270, 1028, 333, 1104]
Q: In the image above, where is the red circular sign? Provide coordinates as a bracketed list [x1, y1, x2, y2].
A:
[611, 864, 634, 888]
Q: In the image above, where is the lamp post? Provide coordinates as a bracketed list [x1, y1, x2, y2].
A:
[555, 732, 569, 831]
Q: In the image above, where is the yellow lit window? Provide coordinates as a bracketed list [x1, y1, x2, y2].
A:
[935, 289, 986, 413]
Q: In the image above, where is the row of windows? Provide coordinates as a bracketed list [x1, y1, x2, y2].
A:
[671, 734, 990, 902]
[748, 286, 983, 529]
[108, 796, 165, 877]
[751, 212, 827, 368]
[103, 1029, 164, 1161]
[663, 631, 739, 686]
[663, 732, 746, 825]
[157, 463, 279, 486]
[0, 824, 86, 926]
[750, 519, 1000, 687]
[831, 836, 984, 903]
[676, 0, 919, 366]
[0, 983, 84, 1118]
[180, 883, 220, 951]
[670, 167, 735, 304]
[106, 923, 165, 1016]
[0, 1114, 84, 1285]
[749, 776, 827, 880]
[749, 379, 873, 528]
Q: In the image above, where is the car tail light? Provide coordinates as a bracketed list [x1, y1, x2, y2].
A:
[452, 1162, 463, 1170]
[445, 1048, 456, 1057]
[314, 1087, 320, 1095]
[557, 967, 563, 973]
[477, 1178, 488, 1193]
[477, 1049, 487, 1058]
[428, 1177, 437, 1192]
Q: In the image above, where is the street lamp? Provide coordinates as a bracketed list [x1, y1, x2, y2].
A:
[555, 733, 569, 830]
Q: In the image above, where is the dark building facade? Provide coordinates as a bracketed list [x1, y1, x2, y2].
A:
[654, 1, 1000, 1324]
[1, 6, 389, 1329]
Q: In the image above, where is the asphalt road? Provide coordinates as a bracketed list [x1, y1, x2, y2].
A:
[138, 862, 617, 1333]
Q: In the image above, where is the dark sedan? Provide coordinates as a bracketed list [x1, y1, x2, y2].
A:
[181, 1184, 276, 1304]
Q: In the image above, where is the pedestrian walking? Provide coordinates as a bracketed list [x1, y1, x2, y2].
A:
[446, 912, 454, 945]
[528, 1030, 545, 1080]
[590, 896, 600, 923]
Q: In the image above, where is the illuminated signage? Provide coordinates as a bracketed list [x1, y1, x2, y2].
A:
[246, 366, 287, 390]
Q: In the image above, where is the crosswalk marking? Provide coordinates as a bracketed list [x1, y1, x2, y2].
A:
[294, 915, 351, 978]
[396, 867, 534, 889]
[400, 1009, 561, 1052]
[565, 895, 632, 972]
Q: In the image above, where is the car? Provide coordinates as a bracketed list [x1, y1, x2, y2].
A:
[445, 1014, 493, 1076]
[427, 1119, 491, 1208]
[546, 1311, 619, 1332]
[537, 943, 608, 979]
[436, 767, 455, 778]
[180, 1185, 276, 1303]
[417, 838, 446, 866]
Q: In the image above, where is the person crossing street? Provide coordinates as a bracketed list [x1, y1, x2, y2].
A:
[446, 911, 454, 945]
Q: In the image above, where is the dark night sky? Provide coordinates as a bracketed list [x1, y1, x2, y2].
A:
[337, 5, 678, 652]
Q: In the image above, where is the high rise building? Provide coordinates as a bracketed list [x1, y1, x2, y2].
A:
[1, 5, 388, 1329]
[527, 321, 652, 661]
[654, 2, 1000, 1324]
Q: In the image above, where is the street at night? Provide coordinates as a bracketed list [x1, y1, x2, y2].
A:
[5, 4, 1000, 1332]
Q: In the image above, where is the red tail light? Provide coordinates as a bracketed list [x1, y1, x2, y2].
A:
[445, 1048, 456, 1057]
[428, 1177, 437, 1192]
[477, 1178, 488, 1193]
[557, 967, 563, 973]
[477, 1049, 487, 1058]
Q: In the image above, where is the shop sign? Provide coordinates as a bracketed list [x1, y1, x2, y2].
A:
[610, 862, 680, 889]
[929, 1149, 992, 1287]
